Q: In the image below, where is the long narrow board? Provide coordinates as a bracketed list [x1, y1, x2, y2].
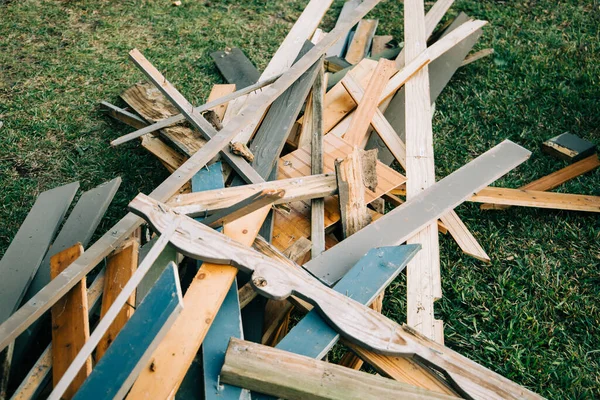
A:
[135, 238, 179, 307]
[73, 263, 183, 400]
[211, 48, 260, 89]
[469, 187, 600, 212]
[345, 19, 379, 64]
[50, 244, 91, 399]
[12, 178, 120, 383]
[222, 339, 456, 400]
[0, 0, 385, 353]
[96, 239, 139, 361]
[326, 0, 363, 57]
[303, 140, 531, 285]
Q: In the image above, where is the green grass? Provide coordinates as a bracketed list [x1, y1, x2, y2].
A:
[1, 0, 598, 398]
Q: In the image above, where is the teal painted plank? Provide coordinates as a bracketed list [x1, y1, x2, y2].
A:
[12, 178, 121, 380]
[249, 245, 420, 400]
[74, 262, 183, 400]
[0, 181, 79, 324]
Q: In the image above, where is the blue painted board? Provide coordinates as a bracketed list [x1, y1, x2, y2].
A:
[248, 245, 420, 400]
[74, 262, 183, 400]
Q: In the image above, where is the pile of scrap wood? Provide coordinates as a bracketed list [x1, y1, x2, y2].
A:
[1, 0, 598, 399]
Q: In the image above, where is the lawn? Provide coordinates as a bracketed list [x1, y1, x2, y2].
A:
[0, 0, 598, 398]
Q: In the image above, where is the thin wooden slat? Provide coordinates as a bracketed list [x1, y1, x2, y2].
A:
[469, 187, 600, 212]
[211, 48, 260, 89]
[72, 263, 183, 400]
[50, 244, 90, 399]
[226, 0, 334, 144]
[203, 189, 285, 227]
[221, 338, 456, 400]
[310, 61, 326, 258]
[460, 48, 494, 66]
[10, 270, 105, 400]
[341, 58, 396, 146]
[345, 19, 379, 64]
[481, 154, 600, 210]
[303, 140, 531, 285]
[95, 240, 139, 361]
[48, 222, 178, 400]
[207, 84, 237, 121]
[326, 0, 362, 57]
[0, 0, 383, 352]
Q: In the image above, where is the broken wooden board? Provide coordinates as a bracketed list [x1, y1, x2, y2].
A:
[96, 239, 139, 361]
[469, 187, 600, 212]
[202, 189, 285, 228]
[345, 19, 378, 64]
[278, 134, 406, 203]
[303, 140, 531, 285]
[211, 48, 260, 89]
[168, 174, 337, 217]
[542, 132, 597, 162]
[461, 48, 494, 66]
[221, 338, 456, 400]
[50, 244, 91, 400]
[481, 154, 600, 210]
[72, 263, 183, 400]
[0, 0, 384, 353]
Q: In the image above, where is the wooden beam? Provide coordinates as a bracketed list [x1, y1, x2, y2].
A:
[469, 187, 600, 212]
[48, 223, 178, 400]
[303, 140, 530, 285]
[50, 244, 91, 399]
[311, 60, 326, 258]
[481, 154, 600, 210]
[72, 263, 183, 400]
[342, 59, 396, 146]
[96, 239, 139, 361]
[202, 189, 285, 227]
[168, 173, 337, 217]
[0, 0, 383, 352]
[345, 19, 379, 64]
[221, 338, 457, 400]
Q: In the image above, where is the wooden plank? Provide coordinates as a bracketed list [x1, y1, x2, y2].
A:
[249, 41, 319, 179]
[50, 244, 90, 399]
[211, 48, 260, 89]
[141, 134, 188, 173]
[310, 61, 326, 258]
[207, 84, 237, 121]
[341, 58, 396, 146]
[203, 189, 285, 227]
[110, 75, 279, 147]
[403, 0, 441, 342]
[10, 270, 105, 400]
[345, 19, 378, 64]
[326, 0, 362, 57]
[169, 173, 337, 217]
[221, 338, 456, 400]
[96, 240, 139, 361]
[371, 35, 394, 56]
[0, 0, 383, 353]
[481, 154, 600, 210]
[13, 178, 121, 380]
[226, 0, 334, 144]
[542, 132, 596, 162]
[73, 263, 183, 400]
[101, 101, 148, 130]
[48, 222, 178, 400]
[469, 187, 600, 212]
[303, 140, 531, 285]
[460, 48, 494, 67]
[135, 238, 179, 307]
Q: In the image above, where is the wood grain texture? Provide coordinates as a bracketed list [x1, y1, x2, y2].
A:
[469, 187, 600, 212]
[310, 61, 326, 258]
[371, 35, 394, 56]
[73, 263, 183, 400]
[96, 240, 139, 361]
[303, 141, 530, 285]
[345, 19, 379, 64]
[202, 189, 285, 227]
[50, 244, 90, 400]
[480, 154, 600, 210]
[226, 0, 334, 144]
[221, 339, 457, 400]
[211, 47, 260, 89]
[342, 59, 396, 146]
[0, 0, 383, 355]
[207, 84, 237, 121]
[168, 173, 337, 217]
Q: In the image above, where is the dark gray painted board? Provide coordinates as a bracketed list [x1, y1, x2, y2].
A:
[12, 178, 121, 380]
[0, 181, 79, 324]
[211, 48, 260, 89]
[303, 140, 531, 285]
[542, 132, 597, 162]
[365, 13, 482, 165]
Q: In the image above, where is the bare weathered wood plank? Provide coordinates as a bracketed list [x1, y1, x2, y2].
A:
[345, 19, 379, 64]
[470, 187, 600, 212]
[371, 35, 394, 56]
[310, 60, 326, 258]
[202, 189, 285, 227]
[221, 339, 457, 400]
[50, 244, 91, 400]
